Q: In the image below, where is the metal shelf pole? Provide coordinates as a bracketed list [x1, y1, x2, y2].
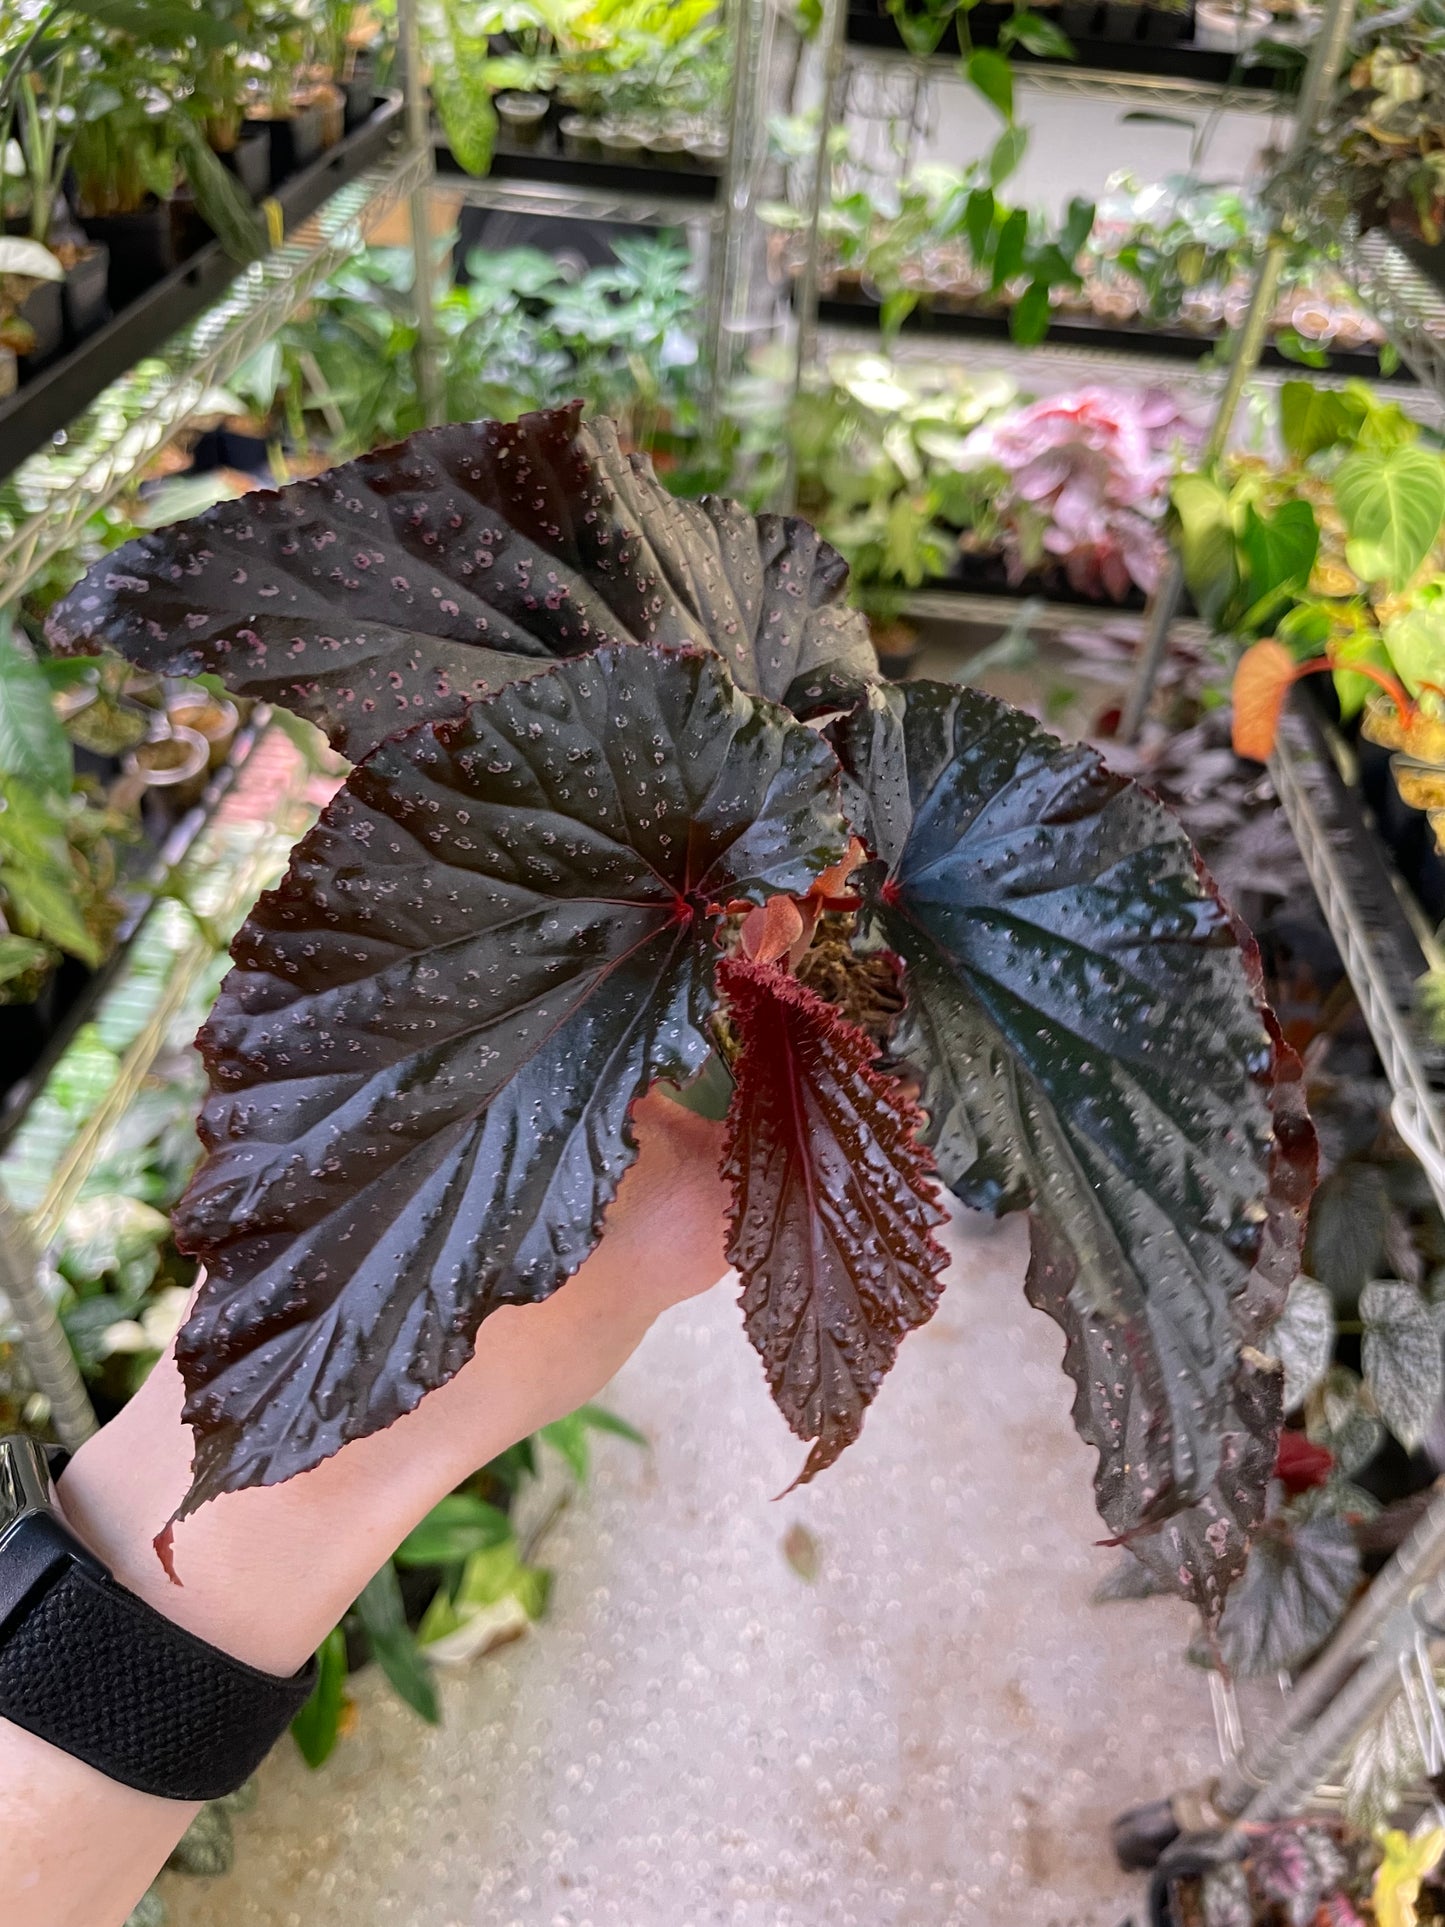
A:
[783, 0, 850, 509]
[0, 1202, 96, 1450]
[397, 0, 445, 427]
[1118, 0, 1361, 740]
[706, 0, 775, 419]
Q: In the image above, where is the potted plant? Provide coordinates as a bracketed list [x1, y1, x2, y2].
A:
[192, 23, 272, 202]
[956, 384, 1201, 602]
[3, 43, 112, 349]
[314, 0, 381, 132]
[0, 231, 65, 375]
[1307, 10, 1445, 262]
[48, 406, 1314, 1645]
[243, 3, 332, 188]
[0, 617, 127, 1102]
[67, 26, 264, 308]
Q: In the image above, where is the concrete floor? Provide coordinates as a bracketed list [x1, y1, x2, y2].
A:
[161, 1211, 1228, 1927]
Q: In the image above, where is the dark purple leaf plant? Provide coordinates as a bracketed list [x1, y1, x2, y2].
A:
[50, 405, 1315, 1618]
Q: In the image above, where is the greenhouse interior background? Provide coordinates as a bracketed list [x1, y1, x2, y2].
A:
[10, 0, 1445, 1921]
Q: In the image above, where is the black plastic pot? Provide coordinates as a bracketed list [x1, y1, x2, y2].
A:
[968, 2, 1010, 34]
[342, 64, 377, 131]
[1100, 0, 1144, 38]
[1355, 734, 1445, 925]
[61, 245, 110, 345]
[255, 100, 326, 189]
[78, 199, 177, 311]
[221, 125, 272, 201]
[1392, 230, 1445, 299]
[189, 423, 271, 476]
[1058, 1, 1103, 30]
[169, 191, 211, 262]
[16, 277, 63, 376]
[0, 956, 95, 1117]
[1141, 3, 1191, 40]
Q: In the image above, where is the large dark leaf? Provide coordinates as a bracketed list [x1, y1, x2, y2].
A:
[46, 407, 877, 761]
[828, 681, 1285, 1559]
[719, 953, 948, 1485]
[171, 645, 846, 1514]
[1123, 998, 1315, 1620]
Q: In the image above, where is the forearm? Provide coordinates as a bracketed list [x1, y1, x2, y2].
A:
[0, 1095, 728, 1927]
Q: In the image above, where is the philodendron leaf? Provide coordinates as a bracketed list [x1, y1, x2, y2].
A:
[47, 407, 877, 761]
[719, 953, 948, 1484]
[1335, 444, 1445, 590]
[170, 645, 847, 1514]
[353, 1563, 439, 1724]
[828, 682, 1287, 1589]
[1361, 1278, 1443, 1451]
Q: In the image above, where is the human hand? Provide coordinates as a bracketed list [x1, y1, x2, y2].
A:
[0, 1091, 729, 1927]
[59, 1089, 730, 1678]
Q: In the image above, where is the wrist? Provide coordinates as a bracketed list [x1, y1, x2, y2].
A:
[54, 1094, 728, 1679]
[55, 1356, 406, 1678]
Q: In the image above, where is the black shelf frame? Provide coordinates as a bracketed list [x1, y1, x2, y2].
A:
[813, 287, 1411, 381]
[843, 3, 1296, 91]
[435, 135, 722, 208]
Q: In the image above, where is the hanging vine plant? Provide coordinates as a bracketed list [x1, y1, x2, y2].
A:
[48, 405, 1316, 1620]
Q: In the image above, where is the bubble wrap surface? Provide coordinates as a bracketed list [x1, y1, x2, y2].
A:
[162, 1212, 1227, 1927]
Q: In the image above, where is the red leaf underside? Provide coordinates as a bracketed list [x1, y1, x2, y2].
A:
[719, 953, 949, 1485]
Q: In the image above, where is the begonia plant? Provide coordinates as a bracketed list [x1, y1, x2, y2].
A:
[49, 405, 1314, 1619]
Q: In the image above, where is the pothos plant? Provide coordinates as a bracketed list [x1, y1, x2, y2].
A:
[49, 404, 1316, 1626]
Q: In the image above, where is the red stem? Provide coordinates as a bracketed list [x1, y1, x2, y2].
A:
[1294, 654, 1413, 715]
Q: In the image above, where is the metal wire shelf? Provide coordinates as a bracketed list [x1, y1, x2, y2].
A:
[840, 28, 1295, 112]
[439, 170, 717, 227]
[0, 143, 431, 610]
[1271, 711, 1445, 1211]
[1331, 221, 1445, 403]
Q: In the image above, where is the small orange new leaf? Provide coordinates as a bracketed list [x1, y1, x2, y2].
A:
[1231, 639, 1299, 762]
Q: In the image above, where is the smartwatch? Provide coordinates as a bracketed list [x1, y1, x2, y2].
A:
[0, 1435, 315, 1801]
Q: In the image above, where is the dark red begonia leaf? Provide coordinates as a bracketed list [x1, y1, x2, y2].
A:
[1038, 975, 1315, 1621]
[719, 953, 948, 1484]
[46, 407, 877, 761]
[828, 681, 1306, 1602]
[170, 645, 847, 1515]
[1124, 1004, 1314, 1618]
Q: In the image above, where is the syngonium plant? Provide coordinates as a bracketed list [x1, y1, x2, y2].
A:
[49, 404, 1316, 1620]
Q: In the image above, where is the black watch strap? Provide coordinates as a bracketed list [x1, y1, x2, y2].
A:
[0, 1442, 315, 1802]
[0, 1555, 315, 1801]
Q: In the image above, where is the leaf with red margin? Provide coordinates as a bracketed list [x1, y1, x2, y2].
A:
[168, 645, 847, 1517]
[719, 952, 948, 1484]
[1118, 990, 1317, 1619]
[827, 680, 1313, 1608]
[46, 406, 877, 761]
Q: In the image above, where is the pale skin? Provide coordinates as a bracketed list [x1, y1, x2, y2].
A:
[0, 1093, 730, 1927]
